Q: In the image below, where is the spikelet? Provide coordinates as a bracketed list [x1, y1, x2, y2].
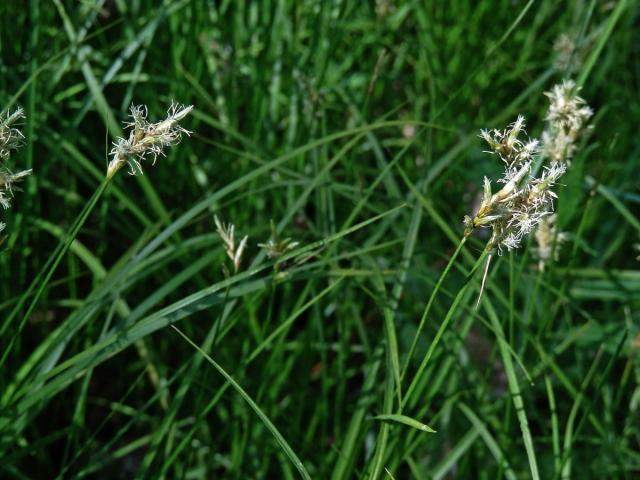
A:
[258, 220, 300, 259]
[107, 102, 193, 179]
[530, 80, 592, 268]
[532, 214, 567, 271]
[541, 80, 593, 166]
[215, 215, 248, 273]
[0, 166, 32, 210]
[0, 107, 25, 160]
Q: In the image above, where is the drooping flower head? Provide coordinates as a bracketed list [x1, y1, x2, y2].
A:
[107, 102, 193, 179]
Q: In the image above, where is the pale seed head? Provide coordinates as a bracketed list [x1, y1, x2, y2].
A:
[466, 116, 567, 254]
[107, 102, 193, 179]
[542, 80, 593, 165]
[215, 215, 248, 273]
[0, 107, 25, 160]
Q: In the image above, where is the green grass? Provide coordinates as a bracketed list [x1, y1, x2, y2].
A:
[1, 0, 639, 478]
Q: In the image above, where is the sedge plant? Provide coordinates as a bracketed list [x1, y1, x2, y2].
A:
[400, 81, 592, 480]
[0, 102, 193, 368]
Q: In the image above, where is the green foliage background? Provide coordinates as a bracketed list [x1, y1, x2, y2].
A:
[1, 0, 639, 478]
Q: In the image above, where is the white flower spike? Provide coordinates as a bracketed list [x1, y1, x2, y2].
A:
[0, 107, 25, 160]
[533, 214, 568, 271]
[541, 80, 593, 165]
[215, 215, 248, 273]
[464, 116, 563, 255]
[107, 102, 193, 179]
[0, 166, 32, 210]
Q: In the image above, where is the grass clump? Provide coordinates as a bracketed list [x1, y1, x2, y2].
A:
[0, 1, 639, 479]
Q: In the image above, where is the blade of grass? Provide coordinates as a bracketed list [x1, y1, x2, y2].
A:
[481, 298, 540, 480]
[171, 325, 311, 480]
[459, 403, 517, 480]
[371, 414, 436, 433]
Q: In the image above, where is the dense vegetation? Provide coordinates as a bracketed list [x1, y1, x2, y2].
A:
[1, 0, 639, 478]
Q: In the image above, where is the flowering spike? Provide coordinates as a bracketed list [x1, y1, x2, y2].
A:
[481, 177, 492, 209]
[215, 215, 248, 273]
[235, 236, 248, 272]
[107, 102, 193, 179]
[533, 214, 567, 271]
[0, 167, 32, 210]
[258, 220, 300, 259]
[542, 80, 593, 165]
[465, 116, 565, 254]
[466, 81, 591, 256]
[0, 107, 25, 160]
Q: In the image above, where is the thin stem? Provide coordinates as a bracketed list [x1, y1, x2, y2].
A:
[172, 325, 312, 480]
[0, 179, 110, 370]
[545, 375, 561, 476]
[476, 253, 493, 308]
[401, 235, 467, 381]
[483, 298, 540, 480]
[402, 247, 488, 409]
